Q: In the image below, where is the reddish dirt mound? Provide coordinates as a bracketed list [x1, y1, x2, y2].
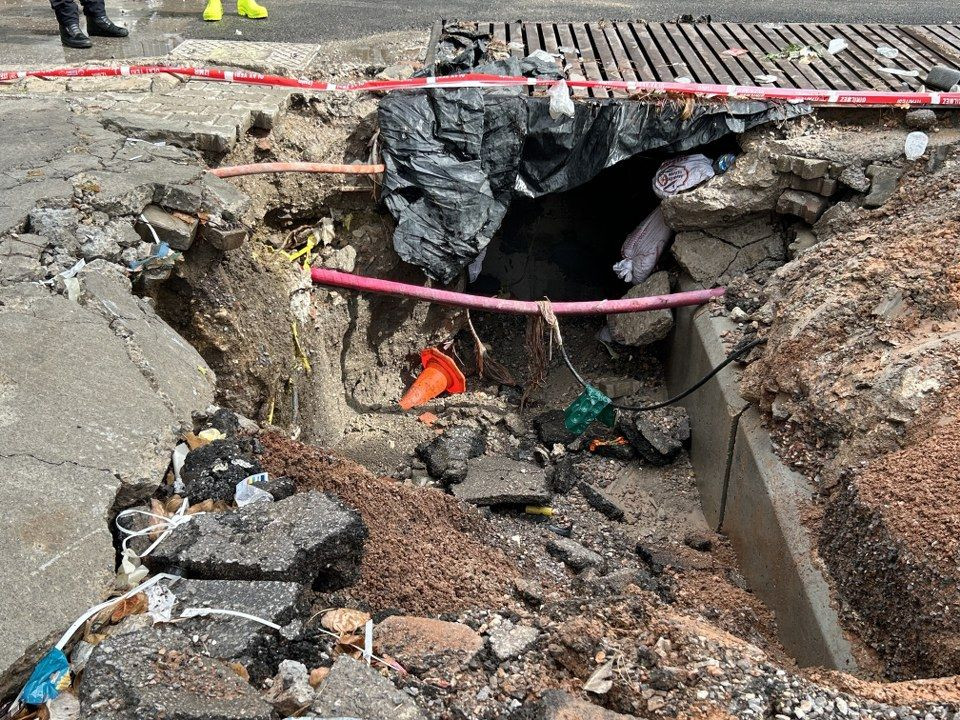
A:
[821, 409, 960, 678]
[259, 432, 522, 615]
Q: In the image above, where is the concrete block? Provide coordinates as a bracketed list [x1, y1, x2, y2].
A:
[786, 174, 838, 196]
[137, 204, 198, 251]
[776, 189, 828, 224]
[666, 300, 748, 529]
[723, 408, 857, 671]
[864, 165, 902, 208]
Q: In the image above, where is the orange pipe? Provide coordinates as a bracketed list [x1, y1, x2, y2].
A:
[211, 162, 385, 178]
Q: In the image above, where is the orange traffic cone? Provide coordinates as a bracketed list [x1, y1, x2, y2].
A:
[399, 347, 466, 410]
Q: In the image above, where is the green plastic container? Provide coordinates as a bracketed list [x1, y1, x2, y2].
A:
[564, 385, 616, 435]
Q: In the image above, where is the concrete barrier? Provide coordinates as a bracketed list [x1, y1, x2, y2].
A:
[725, 408, 857, 670]
[666, 298, 857, 670]
[666, 305, 747, 530]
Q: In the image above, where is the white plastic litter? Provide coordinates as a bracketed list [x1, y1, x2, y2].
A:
[117, 548, 149, 589]
[145, 582, 177, 623]
[827, 38, 848, 54]
[235, 472, 274, 507]
[674, 76, 693, 83]
[905, 131, 929, 160]
[548, 80, 575, 119]
[653, 154, 716, 199]
[613, 207, 672, 284]
[172, 442, 188, 492]
[179, 606, 282, 630]
[878, 67, 919, 78]
[115, 498, 197, 557]
[363, 619, 374, 665]
[755, 74, 779, 84]
[876, 45, 899, 58]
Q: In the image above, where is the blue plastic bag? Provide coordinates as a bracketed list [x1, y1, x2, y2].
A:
[22, 648, 70, 704]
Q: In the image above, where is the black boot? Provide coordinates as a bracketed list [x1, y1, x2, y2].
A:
[85, 13, 128, 37]
[59, 21, 92, 48]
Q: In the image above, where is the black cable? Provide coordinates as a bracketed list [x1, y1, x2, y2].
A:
[559, 336, 767, 412]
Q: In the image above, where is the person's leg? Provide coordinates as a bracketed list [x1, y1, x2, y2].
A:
[50, 0, 92, 47]
[236, 0, 268, 19]
[79, 0, 129, 37]
[203, 0, 224, 21]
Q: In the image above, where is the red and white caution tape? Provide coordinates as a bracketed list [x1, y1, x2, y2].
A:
[2, 64, 959, 107]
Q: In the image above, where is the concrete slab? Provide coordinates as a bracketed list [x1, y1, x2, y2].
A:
[666, 303, 747, 529]
[723, 408, 857, 671]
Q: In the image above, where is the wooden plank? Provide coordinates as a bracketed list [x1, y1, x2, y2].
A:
[851, 25, 925, 80]
[708, 22, 772, 84]
[787, 23, 862, 90]
[719, 22, 790, 86]
[555, 23, 589, 97]
[571, 22, 609, 98]
[508, 22, 524, 58]
[424, 20, 443, 71]
[614, 22, 656, 81]
[870, 25, 940, 68]
[602, 24, 640, 82]
[687, 21, 748, 84]
[934, 23, 960, 46]
[492, 22, 507, 47]
[624, 22, 670, 81]
[916, 25, 960, 65]
[764, 23, 851, 88]
[524, 22, 543, 54]
[647, 22, 694, 81]
[589, 23, 628, 97]
[664, 22, 720, 84]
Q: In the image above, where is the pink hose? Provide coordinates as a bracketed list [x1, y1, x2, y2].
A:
[311, 267, 723, 315]
[212, 162, 385, 178]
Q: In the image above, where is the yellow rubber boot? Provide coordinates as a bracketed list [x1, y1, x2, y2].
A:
[202, 0, 223, 20]
[237, 0, 268, 18]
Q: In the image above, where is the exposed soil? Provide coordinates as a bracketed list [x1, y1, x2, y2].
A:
[259, 432, 525, 615]
[740, 144, 960, 679]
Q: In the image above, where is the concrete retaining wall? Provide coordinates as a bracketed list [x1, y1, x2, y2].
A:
[666, 301, 857, 670]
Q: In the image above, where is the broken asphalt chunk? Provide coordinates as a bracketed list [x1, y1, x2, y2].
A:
[310, 655, 425, 720]
[415, 425, 486, 485]
[143, 490, 366, 588]
[181, 439, 263, 503]
[546, 536, 605, 573]
[78, 625, 273, 720]
[171, 579, 311, 682]
[452, 456, 551, 506]
[617, 408, 690, 466]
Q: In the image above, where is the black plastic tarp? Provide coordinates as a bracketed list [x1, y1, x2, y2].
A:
[379, 87, 809, 284]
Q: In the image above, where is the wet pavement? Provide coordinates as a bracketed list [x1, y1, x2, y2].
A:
[0, 0, 956, 69]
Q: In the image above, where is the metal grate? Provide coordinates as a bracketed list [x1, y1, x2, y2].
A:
[429, 21, 960, 97]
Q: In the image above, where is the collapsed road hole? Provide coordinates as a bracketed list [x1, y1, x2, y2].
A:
[142, 88, 933, 691]
[11, 41, 958, 720]
[472, 137, 740, 302]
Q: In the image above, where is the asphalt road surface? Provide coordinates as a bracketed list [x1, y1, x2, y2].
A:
[0, 0, 956, 65]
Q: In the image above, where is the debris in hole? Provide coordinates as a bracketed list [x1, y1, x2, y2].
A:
[415, 425, 486, 485]
[137, 491, 367, 587]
